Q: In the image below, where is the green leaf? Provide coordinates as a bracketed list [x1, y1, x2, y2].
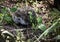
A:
[28, 11, 37, 27]
[0, 13, 4, 22]
[0, 13, 4, 17]
[10, 7, 17, 12]
[4, 14, 13, 24]
[29, 11, 33, 22]
[38, 24, 46, 31]
[1, 7, 7, 14]
[37, 17, 42, 24]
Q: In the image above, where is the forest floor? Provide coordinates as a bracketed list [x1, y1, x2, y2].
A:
[0, 0, 60, 42]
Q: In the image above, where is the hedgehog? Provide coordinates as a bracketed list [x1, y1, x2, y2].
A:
[12, 6, 37, 28]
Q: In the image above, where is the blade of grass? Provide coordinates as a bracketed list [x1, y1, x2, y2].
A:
[34, 18, 60, 42]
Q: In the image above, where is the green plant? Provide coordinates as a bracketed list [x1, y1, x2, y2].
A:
[0, 13, 4, 22]
[50, 8, 60, 24]
[37, 24, 46, 31]
[37, 17, 42, 25]
[34, 18, 60, 42]
[1, 7, 14, 24]
[29, 11, 37, 28]
[10, 7, 17, 12]
[4, 14, 13, 24]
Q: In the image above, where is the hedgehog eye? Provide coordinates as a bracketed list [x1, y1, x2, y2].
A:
[18, 18, 20, 20]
